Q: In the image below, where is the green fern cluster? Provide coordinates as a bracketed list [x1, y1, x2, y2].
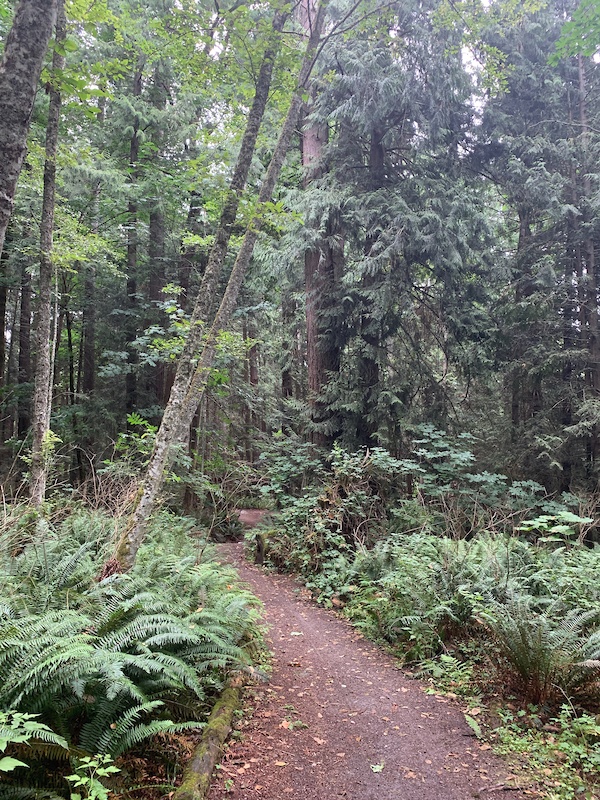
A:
[0, 507, 258, 792]
[293, 529, 600, 703]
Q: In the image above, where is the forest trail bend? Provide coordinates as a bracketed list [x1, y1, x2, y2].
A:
[209, 542, 530, 800]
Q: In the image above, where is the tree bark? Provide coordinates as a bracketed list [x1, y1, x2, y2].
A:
[301, 0, 342, 448]
[29, 0, 65, 508]
[17, 261, 31, 436]
[116, 1, 329, 570]
[0, 0, 58, 261]
[0, 229, 11, 387]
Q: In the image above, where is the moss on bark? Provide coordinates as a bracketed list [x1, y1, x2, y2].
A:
[173, 682, 242, 800]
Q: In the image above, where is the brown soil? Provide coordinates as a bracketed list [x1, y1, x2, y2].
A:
[236, 509, 270, 528]
[209, 541, 534, 800]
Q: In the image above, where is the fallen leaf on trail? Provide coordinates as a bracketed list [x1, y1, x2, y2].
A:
[274, 761, 287, 767]
[336, 753, 345, 758]
[479, 744, 492, 751]
[403, 771, 417, 779]
[401, 687, 409, 693]
[237, 768, 246, 774]
[370, 762, 384, 773]
[290, 631, 303, 636]
[312, 737, 325, 745]
[284, 789, 294, 793]
[469, 707, 481, 716]
[280, 720, 291, 729]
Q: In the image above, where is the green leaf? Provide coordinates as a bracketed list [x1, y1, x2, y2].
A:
[0, 756, 29, 771]
[464, 714, 482, 739]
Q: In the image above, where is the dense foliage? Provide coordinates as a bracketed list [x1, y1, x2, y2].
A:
[253, 439, 600, 796]
[0, 0, 599, 500]
[0, 507, 258, 795]
[2, 0, 600, 796]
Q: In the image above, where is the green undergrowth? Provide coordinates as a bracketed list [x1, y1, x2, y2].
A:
[252, 434, 600, 798]
[0, 504, 261, 798]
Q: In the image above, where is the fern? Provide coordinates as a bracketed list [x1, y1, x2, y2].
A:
[0, 507, 259, 791]
[486, 601, 600, 703]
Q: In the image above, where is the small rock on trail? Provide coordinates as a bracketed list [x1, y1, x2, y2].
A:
[210, 542, 530, 800]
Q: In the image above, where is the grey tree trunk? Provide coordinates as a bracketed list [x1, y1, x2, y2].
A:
[17, 261, 32, 436]
[115, 2, 329, 570]
[0, 0, 58, 261]
[29, 0, 65, 509]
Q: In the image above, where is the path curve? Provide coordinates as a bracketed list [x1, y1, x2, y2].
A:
[210, 542, 530, 800]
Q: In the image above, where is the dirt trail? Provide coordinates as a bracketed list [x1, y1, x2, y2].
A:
[210, 541, 530, 800]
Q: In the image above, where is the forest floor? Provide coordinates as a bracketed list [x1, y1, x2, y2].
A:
[208, 535, 537, 800]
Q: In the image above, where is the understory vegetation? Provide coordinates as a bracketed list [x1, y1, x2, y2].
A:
[3, 0, 600, 796]
[0, 506, 259, 798]
[249, 430, 600, 798]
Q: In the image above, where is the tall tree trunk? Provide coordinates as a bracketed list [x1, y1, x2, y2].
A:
[148, 207, 167, 408]
[302, 98, 342, 446]
[576, 56, 600, 468]
[510, 206, 535, 431]
[146, 62, 170, 410]
[0, 0, 58, 261]
[17, 262, 32, 436]
[81, 96, 106, 401]
[0, 229, 11, 387]
[281, 291, 296, 405]
[115, 2, 328, 570]
[82, 182, 101, 397]
[3, 290, 19, 441]
[29, 0, 65, 508]
[125, 67, 143, 417]
[356, 127, 385, 447]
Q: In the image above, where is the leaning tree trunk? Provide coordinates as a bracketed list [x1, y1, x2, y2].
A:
[0, 0, 58, 261]
[29, 0, 65, 509]
[115, 1, 329, 570]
